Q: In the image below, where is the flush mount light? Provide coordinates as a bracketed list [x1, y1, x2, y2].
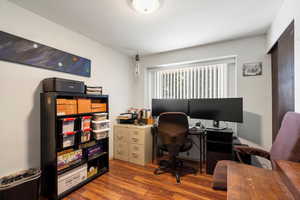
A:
[131, 0, 161, 14]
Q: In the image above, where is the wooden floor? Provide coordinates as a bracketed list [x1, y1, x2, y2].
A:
[63, 159, 226, 200]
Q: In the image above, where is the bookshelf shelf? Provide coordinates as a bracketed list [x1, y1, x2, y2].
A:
[41, 92, 109, 200]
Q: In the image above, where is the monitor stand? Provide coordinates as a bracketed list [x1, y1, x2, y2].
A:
[190, 121, 205, 131]
[206, 120, 227, 130]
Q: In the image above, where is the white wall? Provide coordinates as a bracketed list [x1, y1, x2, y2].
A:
[267, 0, 300, 111]
[0, 0, 133, 177]
[295, 1, 300, 112]
[266, 0, 294, 51]
[133, 36, 272, 153]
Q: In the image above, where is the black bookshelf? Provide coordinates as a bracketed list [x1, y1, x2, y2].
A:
[41, 92, 109, 200]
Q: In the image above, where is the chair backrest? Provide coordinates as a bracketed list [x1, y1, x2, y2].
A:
[157, 112, 189, 146]
[270, 112, 300, 163]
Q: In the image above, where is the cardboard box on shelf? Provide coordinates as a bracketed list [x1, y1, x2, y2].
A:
[78, 99, 92, 114]
[56, 99, 77, 115]
[91, 103, 107, 113]
[56, 99, 77, 105]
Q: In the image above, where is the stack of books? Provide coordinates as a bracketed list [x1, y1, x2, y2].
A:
[86, 86, 102, 95]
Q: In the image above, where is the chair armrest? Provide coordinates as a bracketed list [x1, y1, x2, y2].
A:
[234, 145, 270, 160]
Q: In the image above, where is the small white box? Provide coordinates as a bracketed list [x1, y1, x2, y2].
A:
[92, 120, 110, 130]
[57, 164, 87, 195]
[93, 130, 109, 140]
[62, 133, 75, 148]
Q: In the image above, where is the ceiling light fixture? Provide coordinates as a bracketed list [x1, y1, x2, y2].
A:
[131, 0, 161, 14]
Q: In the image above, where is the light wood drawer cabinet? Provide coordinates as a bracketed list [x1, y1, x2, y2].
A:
[114, 141, 129, 161]
[113, 124, 152, 166]
[114, 127, 128, 143]
[129, 129, 145, 145]
[130, 143, 143, 153]
[129, 144, 145, 165]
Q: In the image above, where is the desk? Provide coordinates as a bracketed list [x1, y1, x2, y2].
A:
[275, 160, 300, 199]
[152, 126, 206, 173]
[227, 161, 298, 200]
[189, 128, 206, 173]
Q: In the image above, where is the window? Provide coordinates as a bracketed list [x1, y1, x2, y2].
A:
[149, 63, 229, 100]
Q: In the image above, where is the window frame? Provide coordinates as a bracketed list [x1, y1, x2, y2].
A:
[146, 56, 238, 107]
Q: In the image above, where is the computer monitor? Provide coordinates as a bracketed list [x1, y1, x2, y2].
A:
[189, 98, 243, 127]
[152, 99, 189, 117]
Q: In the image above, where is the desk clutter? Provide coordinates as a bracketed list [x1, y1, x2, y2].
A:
[41, 78, 110, 200]
[117, 108, 154, 125]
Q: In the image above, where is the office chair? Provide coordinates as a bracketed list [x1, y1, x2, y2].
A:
[154, 112, 197, 183]
[212, 112, 300, 191]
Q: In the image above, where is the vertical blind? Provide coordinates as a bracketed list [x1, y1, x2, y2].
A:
[149, 63, 228, 99]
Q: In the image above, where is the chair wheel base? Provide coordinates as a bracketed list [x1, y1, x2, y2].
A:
[154, 168, 166, 175]
[175, 173, 181, 184]
[154, 159, 197, 183]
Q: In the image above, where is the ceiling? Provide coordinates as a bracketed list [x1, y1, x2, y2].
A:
[9, 0, 283, 55]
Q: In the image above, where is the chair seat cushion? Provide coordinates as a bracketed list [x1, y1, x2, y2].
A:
[159, 138, 193, 153]
[212, 160, 237, 191]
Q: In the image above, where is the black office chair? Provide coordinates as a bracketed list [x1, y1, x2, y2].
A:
[154, 112, 197, 183]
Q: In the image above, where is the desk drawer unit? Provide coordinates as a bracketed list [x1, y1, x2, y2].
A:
[113, 124, 152, 166]
[114, 126, 129, 143]
[129, 153, 144, 165]
[114, 141, 129, 161]
[129, 129, 145, 145]
[206, 129, 233, 174]
[129, 144, 145, 165]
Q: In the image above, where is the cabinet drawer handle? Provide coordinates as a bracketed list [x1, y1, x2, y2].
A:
[133, 131, 139, 135]
[132, 153, 138, 158]
[134, 146, 139, 151]
[117, 136, 123, 140]
[132, 138, 138, 143]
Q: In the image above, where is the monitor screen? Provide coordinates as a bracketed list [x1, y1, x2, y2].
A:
[152, 99, 189, 117]
[189, 98, 243, 123]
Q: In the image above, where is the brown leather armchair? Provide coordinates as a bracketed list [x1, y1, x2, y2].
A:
[212, 112, 300, 191]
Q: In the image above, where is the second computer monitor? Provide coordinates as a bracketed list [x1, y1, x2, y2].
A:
[152, 99, 189, 117]
[189, 98, 243, 123]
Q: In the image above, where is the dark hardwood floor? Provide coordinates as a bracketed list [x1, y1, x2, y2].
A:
[63, 159, 226, 200]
